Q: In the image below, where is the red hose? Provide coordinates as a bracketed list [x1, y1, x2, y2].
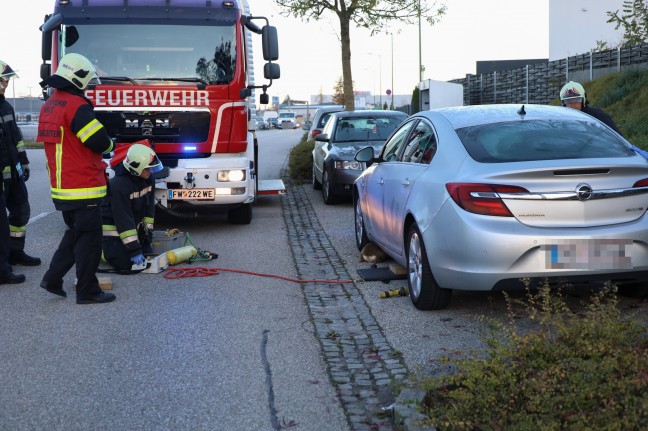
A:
[163, 266, 354, 284]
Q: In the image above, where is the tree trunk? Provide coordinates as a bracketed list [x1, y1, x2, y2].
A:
[338, 13, 354, 111]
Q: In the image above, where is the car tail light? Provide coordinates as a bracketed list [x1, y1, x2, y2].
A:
[446, 183, 529, 217]
[633, 178, 648, 187]
[311, 129, 323, 138]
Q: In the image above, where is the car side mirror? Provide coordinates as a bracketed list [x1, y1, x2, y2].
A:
[355, 146, 375, 167]
[315, 133, 329, 142]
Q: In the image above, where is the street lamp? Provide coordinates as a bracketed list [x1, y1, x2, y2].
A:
[368, 52, 382, 109]
[390, 33, 394, 110]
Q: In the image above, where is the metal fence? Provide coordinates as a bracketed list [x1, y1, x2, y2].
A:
[450, 44, 648, 106]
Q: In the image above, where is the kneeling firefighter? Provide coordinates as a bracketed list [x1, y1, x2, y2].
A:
[102, 144, 163, 271]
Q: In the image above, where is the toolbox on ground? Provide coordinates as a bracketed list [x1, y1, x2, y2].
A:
[151, 230, 186, 255]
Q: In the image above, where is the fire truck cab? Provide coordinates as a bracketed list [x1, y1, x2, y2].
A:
[40, 0, 282, 224]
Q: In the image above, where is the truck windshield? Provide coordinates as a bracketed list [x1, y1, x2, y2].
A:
[61, 23, 236, 84]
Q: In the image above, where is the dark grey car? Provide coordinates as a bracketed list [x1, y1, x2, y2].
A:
[312, 110, 407, 204]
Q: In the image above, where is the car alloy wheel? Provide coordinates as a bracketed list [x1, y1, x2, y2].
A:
[322, 169, 337, 204]
[407, 224, 452, 310]
[312, 165, 322, 190]
[355, 195, 369, 250]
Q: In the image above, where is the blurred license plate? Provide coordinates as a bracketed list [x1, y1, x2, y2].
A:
[168, 189, 215, 200]
[542, 239, 632, 270]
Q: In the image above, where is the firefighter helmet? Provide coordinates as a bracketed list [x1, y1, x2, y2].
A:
[123, 144, 163, 176]
[0, 60, 18, 80]
[560, 81, 587, 106]
[53, 53, 98, 90]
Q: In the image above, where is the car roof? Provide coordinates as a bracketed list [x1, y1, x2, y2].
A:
[329, 110, 407, 119]
[421, 104, 595, 129]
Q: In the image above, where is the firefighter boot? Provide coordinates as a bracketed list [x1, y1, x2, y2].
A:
[9, 250, 41, 266]
[40, 280, 67, 298]
[0, 272, 26, 285]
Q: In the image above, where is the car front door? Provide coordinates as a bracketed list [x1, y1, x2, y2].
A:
[381, 120, 438, 255]
[364, 120, 415, 250]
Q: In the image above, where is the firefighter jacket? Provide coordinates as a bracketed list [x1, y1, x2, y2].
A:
[0, 95, 28, 184]
[101, 163, 156, 258]
[38, 88, 114, 210]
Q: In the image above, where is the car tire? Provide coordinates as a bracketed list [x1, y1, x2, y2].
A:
[227, 203, 252, 224]
[312, 165, 322, 190]
[322, 169, 338, 205]
[354, 194, 369, 250]
[406, 224, 452, 310]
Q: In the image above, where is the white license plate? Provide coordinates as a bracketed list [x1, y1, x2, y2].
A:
[168, 189, 215, 200]
[541, 239, 632, 270]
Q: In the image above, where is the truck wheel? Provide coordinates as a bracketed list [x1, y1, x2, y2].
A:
[228, 203, 252, 224]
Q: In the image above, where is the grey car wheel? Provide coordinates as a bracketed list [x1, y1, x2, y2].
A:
[312, 165, 322, 190]
[407, 224, 452, 310]
[354, 195, 369, 250]
[322, 169, 338, 205]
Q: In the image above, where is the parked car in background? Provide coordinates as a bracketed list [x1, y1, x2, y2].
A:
[353, 104, 648, 310]
[267, 117, 279, 129]
[308, 105, 344, 140]
[278, 111, 298, 129]
[312, 110, 407, 204]
[253, 116, 269, 130]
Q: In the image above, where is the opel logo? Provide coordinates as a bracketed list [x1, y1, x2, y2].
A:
[576, 183, 593, 201]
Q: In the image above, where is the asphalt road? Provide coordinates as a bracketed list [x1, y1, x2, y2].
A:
[0, 130, 350, 431]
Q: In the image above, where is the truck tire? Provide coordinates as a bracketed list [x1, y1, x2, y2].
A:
[228, 203, 253, 224]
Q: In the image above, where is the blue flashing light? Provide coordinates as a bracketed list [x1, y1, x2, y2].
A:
[184, 145, 197, 152]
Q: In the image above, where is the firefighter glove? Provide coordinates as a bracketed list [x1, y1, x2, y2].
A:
[22, 164, 29, 182]
[130, 253, 146, 266]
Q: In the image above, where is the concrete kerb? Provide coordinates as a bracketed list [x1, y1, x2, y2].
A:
[280, 171, 432, 431]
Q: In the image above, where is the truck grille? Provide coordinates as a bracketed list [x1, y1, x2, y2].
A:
[96, 110, 211, 144]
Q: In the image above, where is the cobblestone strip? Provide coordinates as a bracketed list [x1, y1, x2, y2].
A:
[281, 178, 409, 431]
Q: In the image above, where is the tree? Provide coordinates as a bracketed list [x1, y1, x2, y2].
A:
[332, 76, 345, 105]
[607, 0, 648, 47]
[274, 1, 446, 111]
[410, 86, 420, 114]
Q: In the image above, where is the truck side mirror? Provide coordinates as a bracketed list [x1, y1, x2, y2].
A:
[42, 30, 52, 61]
[261, 26, 279, 61]
[264, 63, 280, 80]
[260, 93, 269, 105]
[40, 63, 51, 81]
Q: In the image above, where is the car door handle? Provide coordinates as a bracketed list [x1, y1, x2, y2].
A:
[401, 179, 411, 186]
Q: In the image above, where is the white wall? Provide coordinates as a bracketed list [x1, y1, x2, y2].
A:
[549, 0, 626, 61]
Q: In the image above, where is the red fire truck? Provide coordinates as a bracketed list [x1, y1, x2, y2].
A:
[40, 0, 283, 224]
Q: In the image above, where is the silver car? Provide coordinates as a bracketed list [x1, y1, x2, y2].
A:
[354, 104, 648, 310]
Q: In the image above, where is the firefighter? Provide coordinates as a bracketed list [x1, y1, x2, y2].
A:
[0, 60, 41, 267]
[38, 53, 116, 304]
[102, 144, 162, 271]
[0, 157, 25, 285]
[559, 81, 622, 134]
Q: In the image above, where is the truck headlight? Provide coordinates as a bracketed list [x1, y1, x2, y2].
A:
[217, 170, 246, 182]
[334, 161, 362, 170]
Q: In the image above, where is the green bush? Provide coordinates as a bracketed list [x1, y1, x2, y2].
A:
[287, 132, 314, 182]
[419, 284, 648, 431]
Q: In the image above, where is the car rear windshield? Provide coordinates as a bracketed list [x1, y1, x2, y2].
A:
[334, 116, 403, 143]
[456, 119, 636, 163]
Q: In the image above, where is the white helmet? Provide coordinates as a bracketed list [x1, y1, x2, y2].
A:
[560, 81, 587, 106]
[123, 144, 163, 176]
[54, 53, 98, 90]
[0, 60, 18, 80]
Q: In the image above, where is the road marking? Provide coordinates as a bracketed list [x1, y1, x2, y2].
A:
[28, 212, 52, 225]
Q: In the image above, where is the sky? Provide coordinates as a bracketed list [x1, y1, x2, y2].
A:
[5, 0, 549, 102]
